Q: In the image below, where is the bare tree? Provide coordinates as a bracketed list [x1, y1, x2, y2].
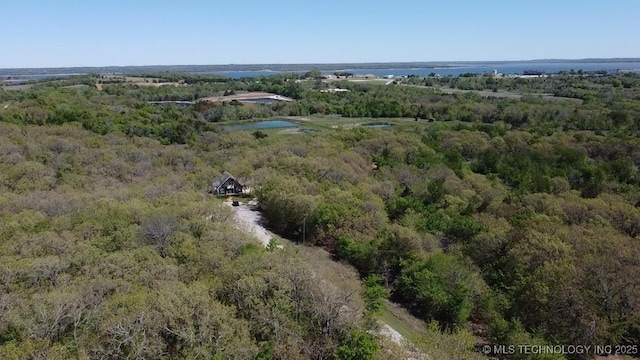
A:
[142, 213, 177, 257]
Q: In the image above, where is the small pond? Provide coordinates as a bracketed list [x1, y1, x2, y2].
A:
[228, 120, 298, 131]
[362, 123, 392, 129]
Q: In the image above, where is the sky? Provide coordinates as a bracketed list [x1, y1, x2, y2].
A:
[1, 0, 639, 68]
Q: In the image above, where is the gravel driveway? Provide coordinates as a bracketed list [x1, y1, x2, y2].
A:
[225, 199, 274, 247]
[224, 199, 420, 355]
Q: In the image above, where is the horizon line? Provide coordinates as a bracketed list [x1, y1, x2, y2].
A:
[2, 57, 640, 71]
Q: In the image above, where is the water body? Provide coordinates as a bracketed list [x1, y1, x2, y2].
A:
[3, 61, 640, 81]
[217, 61, 640, 79]
[362, 123, 392, 129]
[228, 120, 298, 131]
[0, 73, 89, 84]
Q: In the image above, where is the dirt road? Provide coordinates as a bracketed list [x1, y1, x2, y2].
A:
[378, 323, 404, 345]
[224, 199, 422, 354]
[225, 199, 274, 247]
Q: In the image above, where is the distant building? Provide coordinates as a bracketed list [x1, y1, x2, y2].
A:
[523, 70, 546, 76]
[212, 171, 245, 196]
[147, 101, 195, 107]
[199, 92, 294, 105]
[320, 88, 351, 93]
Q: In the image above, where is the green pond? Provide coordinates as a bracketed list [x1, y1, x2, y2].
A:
[228, 120, 298, 131]
[362, 123, 392, 128]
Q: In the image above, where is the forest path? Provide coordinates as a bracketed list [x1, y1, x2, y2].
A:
[224, 198, 428, 357]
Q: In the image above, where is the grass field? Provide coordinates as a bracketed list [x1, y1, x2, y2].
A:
[285, 115, 435, 128]
[1, 84, 33, 91]
[217, 115, 479, 137]
[379, 300, 427, 342]
[402, 83, 583, 103]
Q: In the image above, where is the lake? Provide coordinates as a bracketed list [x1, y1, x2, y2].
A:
[3, 61, 640, 81]
[215, 61, 640, 78]
[362, 123, 392, 129]
[228, 120, 298, 131]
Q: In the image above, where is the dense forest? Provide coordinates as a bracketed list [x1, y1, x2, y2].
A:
[1, 71, 639, 359]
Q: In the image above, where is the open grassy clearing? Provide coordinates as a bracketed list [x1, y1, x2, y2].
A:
[217, 115, 500, 138]
[402, 83, 584, 103]
[380, 300, 427, 342]
[343, 78, 393, 84]
[1, 84, 34, 91]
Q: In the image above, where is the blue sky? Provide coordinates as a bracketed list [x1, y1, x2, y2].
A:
[1, 0, 638, 68]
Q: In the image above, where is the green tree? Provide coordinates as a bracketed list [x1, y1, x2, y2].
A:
[334, 330, 379, 360]
[396, 254, 474, 328]
[362, 275, 390, 316]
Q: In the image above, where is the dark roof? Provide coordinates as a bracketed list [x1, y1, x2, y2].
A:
[221, 171, 234, 184]
[212, 171, 240, 189]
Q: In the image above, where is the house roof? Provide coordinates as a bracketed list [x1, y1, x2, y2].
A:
[199, 92, 294, 103]
[221, 171, 234, 184]
[213, 171, 241, 189]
